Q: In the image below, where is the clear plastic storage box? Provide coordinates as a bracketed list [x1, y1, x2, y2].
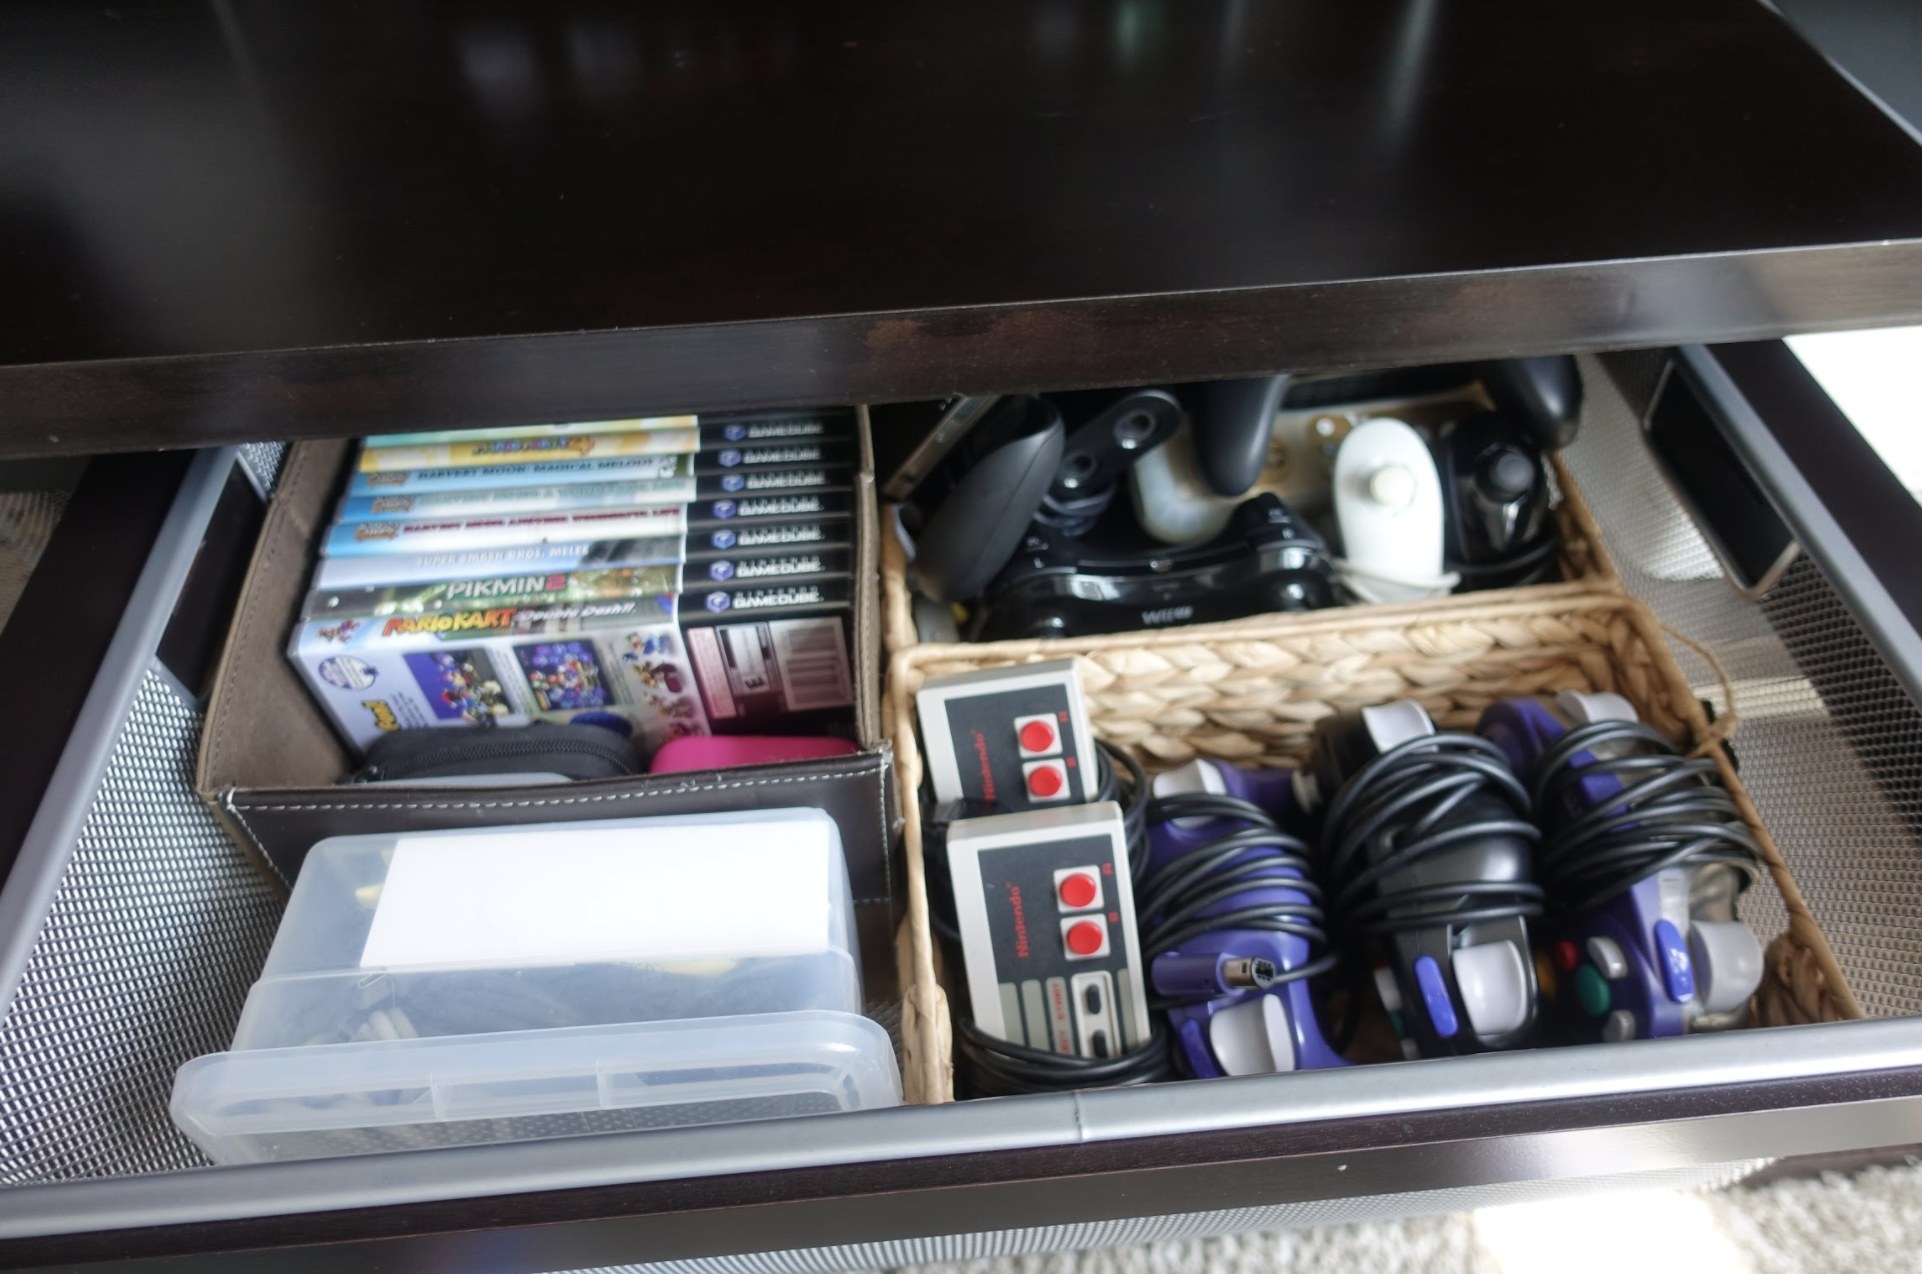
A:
[170, 809, 901, 1163]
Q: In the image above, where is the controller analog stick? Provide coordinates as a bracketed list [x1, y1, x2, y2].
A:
[1690, 920, 1766, 1015]
[1366, 464, 1416, 509]
[1478, 448, 1537, 500]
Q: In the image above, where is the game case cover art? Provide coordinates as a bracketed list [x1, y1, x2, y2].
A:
[513, 640, 610, 712]
[357, 429, 701, 473]
[304, 564, 683, 622]
[313, 536, 687, 591]
[335, 477, 701, 523]
[616, 627, 708, 739]
[349, 452, 695, 497]
[333, 464, 851, 525]
[322, 505, 687, 557]
[291, 600, 710, 753]
[403, 648, 515, 725]
[364, 415, 696, 449]
[294, 593, 680, 656]
[360, 411, 848, 452]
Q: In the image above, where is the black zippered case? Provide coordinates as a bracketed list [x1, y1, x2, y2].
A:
[349, 721, 643, 783]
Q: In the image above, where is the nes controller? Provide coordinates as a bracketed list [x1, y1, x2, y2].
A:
[946, 803, 1151, 1060]
[915, 658, 1098, 810]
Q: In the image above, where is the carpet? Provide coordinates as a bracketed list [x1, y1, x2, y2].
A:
[893, 1159, 1922, 1274]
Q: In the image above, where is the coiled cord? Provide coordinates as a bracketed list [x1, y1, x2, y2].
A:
[1139, 792, 1338, 1010]
[1031, 482, 1119, 539]
[955, 1017, 1173, 1095]
[1333, 558, 1462, 606]
[1447, 534, 1560, 588]
[1318, 733, 1546, 939]
[1532, 718, 1763, 916]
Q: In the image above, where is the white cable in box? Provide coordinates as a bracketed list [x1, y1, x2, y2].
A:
[170, 809, 901, 1164]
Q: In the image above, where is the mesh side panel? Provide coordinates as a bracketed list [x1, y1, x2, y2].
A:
[238, 442, 288, 495]
[0, 489, 70, 633]
[0, 670, 284, 1183]
[542, 1160, 1766, 1274]
[1567, 354, 1922, 1017]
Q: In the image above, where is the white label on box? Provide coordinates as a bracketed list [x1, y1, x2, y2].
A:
[771, 618, 853, 711]
[685, 628, 737, 718]
[359, 820, 833, 970]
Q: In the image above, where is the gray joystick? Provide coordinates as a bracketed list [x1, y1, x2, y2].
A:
[1478, 448, 1536, 500]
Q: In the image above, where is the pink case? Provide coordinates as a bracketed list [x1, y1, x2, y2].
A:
[649, 735, 859, 773]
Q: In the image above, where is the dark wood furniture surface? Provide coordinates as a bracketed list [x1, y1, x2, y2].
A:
[3, 0, 1922, 454]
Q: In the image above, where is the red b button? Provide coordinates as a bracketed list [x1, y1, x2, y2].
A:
[1025, 761, 1065, 799]
[1066, 920, 1105, 956]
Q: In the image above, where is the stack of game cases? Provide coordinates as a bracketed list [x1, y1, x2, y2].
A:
[288, 411, 860, 756]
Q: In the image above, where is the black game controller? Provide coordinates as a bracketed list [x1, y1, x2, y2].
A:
[909, 395, 1065, 604]
[1183, 374, 1293, 498]
[1478, 356, 1582, 451]
[910, 388, 1183, 599]
[971, 493, 1337, 640]
[1435, 411, 1556, 588]
[1038, 388, 1185, 535]
[1277, 356, 1582, 453]
[1299, 702, 1543, 1059]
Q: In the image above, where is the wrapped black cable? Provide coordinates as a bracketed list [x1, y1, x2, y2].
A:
[1531, 718, 1763, 916]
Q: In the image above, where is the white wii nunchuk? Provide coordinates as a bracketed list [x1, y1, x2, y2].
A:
[1332, 418, 1458, 604]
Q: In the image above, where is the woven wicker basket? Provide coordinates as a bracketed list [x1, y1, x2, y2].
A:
[883, 455, 1618, 655]
[884, 592, 1861, 1105]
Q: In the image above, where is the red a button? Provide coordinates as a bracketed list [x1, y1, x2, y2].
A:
[1020, 720, 1057, 753]
[1058, 872, 1098, 909]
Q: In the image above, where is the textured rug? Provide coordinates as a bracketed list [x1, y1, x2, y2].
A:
[893, 1160, 1922, 1274]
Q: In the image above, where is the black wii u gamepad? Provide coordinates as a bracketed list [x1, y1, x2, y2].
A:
[969, 494, 1336, 641]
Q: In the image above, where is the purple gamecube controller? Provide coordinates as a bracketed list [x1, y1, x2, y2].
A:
[1478, 692, 1765, 1040]
[1144, 758, 1345, 1077]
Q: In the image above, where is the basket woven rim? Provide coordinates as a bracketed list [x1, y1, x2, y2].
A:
[891, 592, 1654, 674]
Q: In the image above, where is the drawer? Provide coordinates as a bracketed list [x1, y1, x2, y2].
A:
[3, 359, 1922, 1272]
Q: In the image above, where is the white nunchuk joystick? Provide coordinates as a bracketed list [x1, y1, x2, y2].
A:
[1332, 418, 1457, 604]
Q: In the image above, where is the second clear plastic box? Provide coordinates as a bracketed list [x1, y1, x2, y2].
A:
[171, 808, 901, 1163]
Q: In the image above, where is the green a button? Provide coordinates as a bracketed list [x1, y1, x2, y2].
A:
[1574, 964, 1611, 1018]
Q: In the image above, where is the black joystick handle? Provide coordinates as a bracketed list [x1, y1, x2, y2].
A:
[1051, 388, 1184, 500]
[910, 396, 1066, 604]
[1184, 374, 1291, 498]
[1478, 356, 1582, 451]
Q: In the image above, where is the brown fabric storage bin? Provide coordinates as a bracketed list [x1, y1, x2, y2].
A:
[884, 594, 1862, 1104]
[193, 412, 946, 1094]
